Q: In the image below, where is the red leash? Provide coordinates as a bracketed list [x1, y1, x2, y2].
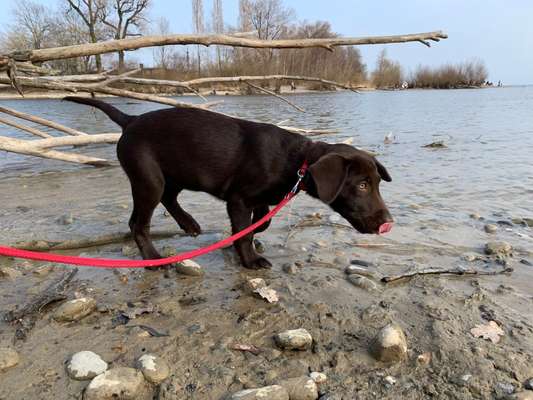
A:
[0, 162, 308, 269]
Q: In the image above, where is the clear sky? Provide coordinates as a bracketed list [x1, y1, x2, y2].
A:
[1, 0, 532, 84]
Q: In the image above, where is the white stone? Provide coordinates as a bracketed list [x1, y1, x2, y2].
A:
[309, 372, 327, 384]
[274, 329, 313, 351]
[84, 367, 152, 400]
[67, 351, 107, 380]
[136, 354, 170, 384]
[176, 259, 204, 276]
[384, 376, 397, 386]
[231, 385, 289, 400]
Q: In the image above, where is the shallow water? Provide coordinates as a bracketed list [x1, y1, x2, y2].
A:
[1, 89, 533, 400]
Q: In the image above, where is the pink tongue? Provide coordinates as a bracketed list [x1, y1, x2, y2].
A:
[378, 222, 393, 235]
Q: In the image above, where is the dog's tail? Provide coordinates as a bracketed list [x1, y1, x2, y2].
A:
[63, 96, 134, 129]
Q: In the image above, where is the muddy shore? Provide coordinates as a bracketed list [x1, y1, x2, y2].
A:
[0, 162, 532, 400]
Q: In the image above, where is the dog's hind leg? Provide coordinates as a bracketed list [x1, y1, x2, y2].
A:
[160, 183, 202, 236]
[126, 165, 165, 263]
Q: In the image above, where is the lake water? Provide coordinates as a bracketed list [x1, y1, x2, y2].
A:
[1, 87, 532, 255]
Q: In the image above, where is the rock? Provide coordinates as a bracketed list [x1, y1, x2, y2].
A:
[495, 382, 515, 395]
[328, 214, 340, 224]
[351, 259, 375, 268]
[347, 275, 378, 291]
[84, 367, 152, 400]
[54, 297, 96, 322]
[253, 239, 265, 254]
[0, 266, 22, 279]
[384, 376, 397, 386]
[484, 224, 498, 233]
[0, 348, 19, 372]
[520, 259, 533, 266]
[122, 245, 138, 257]
[525, 378, 533, 390]
[370, 324, 408, 363]
[470, 213, 482, 220]
[57, 213, 74, 225]
[512, 218, 524, 225]
[333, 255, 349, 265]
[282, 263, 299, 275]
[247, 278, 267, 291]
[416, 352, 432, 366]
[485, 241, 512, 256]
[345, 265, 378, 279]
[67, 351, 107, 380]
[524, 218, 533, 227]
[136, 354, 170, 384]
[279, 376, 318, 400]
[274, 329, 313, 351]
[176, 259, 204, 276]
[515, 392, 533, 400]
[230, 385, 289, 400]
[310, 372, 327, 384]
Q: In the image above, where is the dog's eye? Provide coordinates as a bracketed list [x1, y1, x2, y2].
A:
[358, 182, 368, 191]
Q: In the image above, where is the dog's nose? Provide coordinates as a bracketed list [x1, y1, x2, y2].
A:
[378, 221, 393, 234]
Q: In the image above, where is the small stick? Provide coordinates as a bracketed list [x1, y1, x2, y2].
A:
[244, 81, 305, 112]
[381, 267, 513, 283]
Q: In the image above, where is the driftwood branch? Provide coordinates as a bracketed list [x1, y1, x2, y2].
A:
[0, 116, 52, 138]
[0, 105, 87, 136]
[7, 31, 447, 63]
[244, 81, 305, 112]
[381, 267, 514, 283]
[0, 135, 112, 166]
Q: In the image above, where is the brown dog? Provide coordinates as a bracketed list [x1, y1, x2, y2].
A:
[64, 97, 393, 269]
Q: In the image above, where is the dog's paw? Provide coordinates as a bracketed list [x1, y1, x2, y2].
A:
[244, 256, 272, 270]
[181, 220, 202, 237]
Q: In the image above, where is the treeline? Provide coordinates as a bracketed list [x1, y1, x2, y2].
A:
[1, 0, 488, 90]
[372, 49, 489, 89]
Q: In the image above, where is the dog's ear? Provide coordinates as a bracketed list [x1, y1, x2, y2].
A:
[375, 159, 392, 182]
[309, 154, 350, 204]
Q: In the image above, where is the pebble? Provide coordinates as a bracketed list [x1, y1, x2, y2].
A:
[484, 224, 498, 233]
[384, 376, 397, 386]
[176, 259, 204, 276]
[247, 278, 267, 291]
[0, 347, 19, 372]
[524, 218, 533, 227]
[485, 241, 513, 256]
[136, 354, 170, 384]
[351, 259, 375, 268]
[347, 274, 378, 291]
[84, 367, 152, 400]
[345, 265, 378, 279]
[370, 323, 408, 363]
[66, 351, 107, 380]
[525, 378, 533, 390]
[495, 382, 515, 395]
[254, 239, 265, 254]
[282, 263, 299, 275]
[54, 297, 96, 322]
[416, 352, 432, 366]
[0, 267, 22, 279]
[279, 376, 319, 400]
[520, 259, 532, 266]
[512, 218, 524, 225]
[470, 213, 482, 220]
[328, 214, 341, 223]
[230, 385, 289, 400]
[274, 328, 313, 351]
[57, 213, 74, 225]
[515, 392, 533, 400]
[310, 372, 327, 384]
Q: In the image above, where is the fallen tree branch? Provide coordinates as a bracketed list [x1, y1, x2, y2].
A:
[277, 124, 339, 136]
[31, 133, 120, 148]
[381, 267, 514, 283]
[8, 31, 447, 63]
[4, 268, 78, 342]
[244, 81, 305, 112]
[0, 135, 111, 166]
[11, 228, 220, 251]
[0, 116, 52, 138]
[0, 104, 87, 136]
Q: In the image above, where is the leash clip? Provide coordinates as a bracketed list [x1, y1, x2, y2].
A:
[289, 160, 308, 195]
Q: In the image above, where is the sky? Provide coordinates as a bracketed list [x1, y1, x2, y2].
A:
[1, 0, 532, 84]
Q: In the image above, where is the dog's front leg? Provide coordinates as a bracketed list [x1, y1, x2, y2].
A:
[227, 200, 272, 269]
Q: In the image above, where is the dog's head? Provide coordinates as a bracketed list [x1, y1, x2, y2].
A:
[308, 145, 393, 234]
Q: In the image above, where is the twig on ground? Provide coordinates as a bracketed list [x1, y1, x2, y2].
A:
[381, 267, 513, 283]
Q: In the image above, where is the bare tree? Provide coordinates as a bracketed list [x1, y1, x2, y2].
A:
[245, 0, 294, 40]
[65, 0, 107, 72]
[2, 0, 54, 52]
[372, 49, 403, 89]
[211, 0, 224, 72]
[152, 17, 174, 69]
[101, 0, 151, 71]
[192, 0, 205, 75]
